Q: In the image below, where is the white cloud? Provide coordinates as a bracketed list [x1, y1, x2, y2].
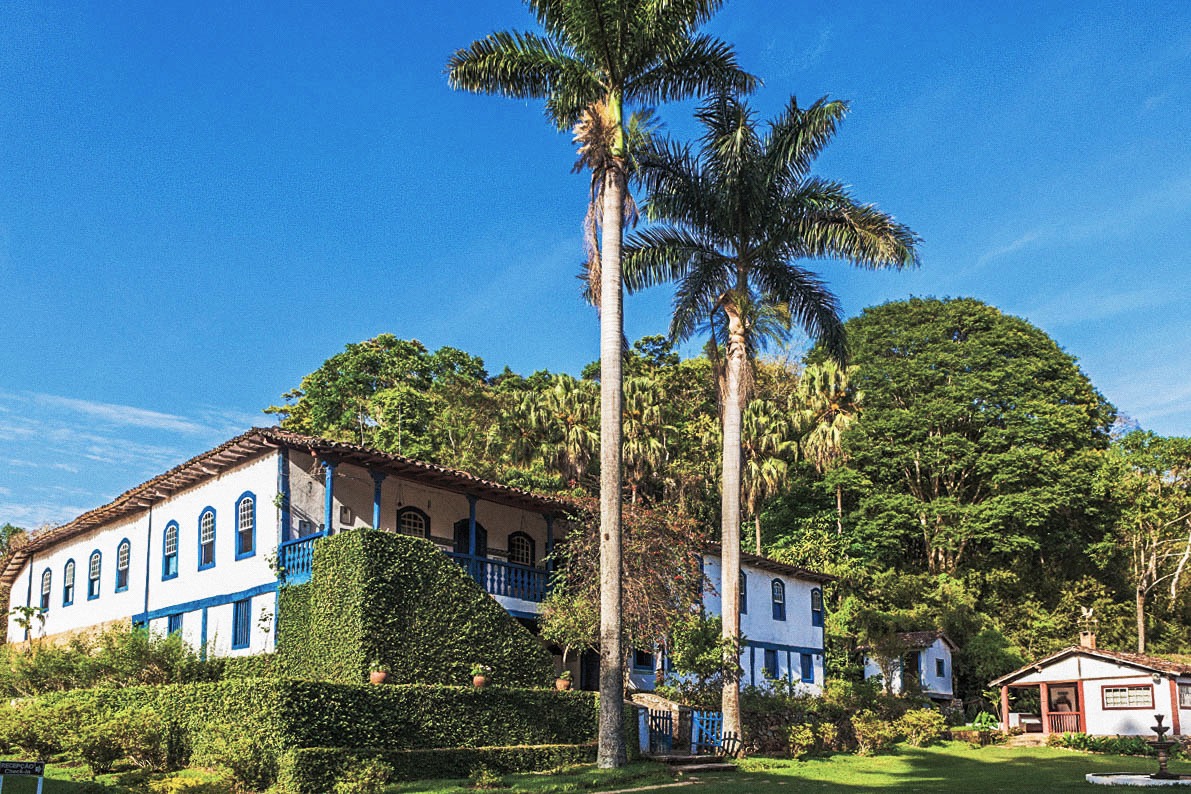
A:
[32, 394, 210, 434]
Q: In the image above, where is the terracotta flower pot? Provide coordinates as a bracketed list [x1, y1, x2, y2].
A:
[473, 674, 489, 688]
[369, 670, 388, 685]
[555, 677, 572, 691]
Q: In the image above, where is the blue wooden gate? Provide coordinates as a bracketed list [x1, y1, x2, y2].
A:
[691, 710, 723, 755]
[647, 709, 673, 755]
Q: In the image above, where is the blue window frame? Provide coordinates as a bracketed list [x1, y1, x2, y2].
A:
[163, 522, 179, 580]
[235, 492, 256, 560]
[167, 613, 183, 635]
[936, 658, 945, 678]
[811, 587, 823, 627]
[739, 571, 748, 614]
[771, 578, 786, 621]
[115, 538, 131, 592]
[87, 550, 102, 600]
[800, 653, 814, 683]
[232, 598, 251, 650]
[40, 568, 51, 611]
[763, 648, 778, 679]
[198, 508, 216, 570]
[633, 648, 655, 671]
[63, 559, 75, 606]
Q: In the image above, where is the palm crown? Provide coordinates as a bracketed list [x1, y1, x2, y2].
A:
[625, 92, 920, 363]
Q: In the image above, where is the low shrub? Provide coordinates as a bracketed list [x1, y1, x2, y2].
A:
[468, 766, 507, 790]
[112, 706, 177, 771]
[897, 708, 947, 747]
[972, 711, 999, 730]
[72, 723, 125, 774]
[1047, 732, 1168, 757]
[0, 699, 82, 760]
[277, 744, 596, 794]
[786, 720, 839, 759]
[332, 757, 394, 794]
[851, 710, 901, 756]
[192, 723, 279, 792]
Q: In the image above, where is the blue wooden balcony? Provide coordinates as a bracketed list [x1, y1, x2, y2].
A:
[277, 531, 325, 585]
[446, 552, 548, 603]
[275, 532, 548, 604]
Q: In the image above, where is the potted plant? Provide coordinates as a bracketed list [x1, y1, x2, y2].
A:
[471, 663, 492, 688]
[555, 669, 573, 691]
[369, 659, 389, 685]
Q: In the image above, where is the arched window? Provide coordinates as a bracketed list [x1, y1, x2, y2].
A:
[163, 522, 179, 580]
[88, 550, 102, 600]
[115, 539, 131, 592]
[40, 568, 51, 611]
[397, 507, 430, 538]
[453, 519, 488, 557]
[811, 587, 824, 627]
[508, 532, 535, 567]
[63, 559, 76, 606]
[740, 571, 748, 614]
[771, 578, 786, 621]
[198, 508, 216, 570]
[236, 492, 256, 559]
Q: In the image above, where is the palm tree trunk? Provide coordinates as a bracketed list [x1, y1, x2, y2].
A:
[836, 483, 844, 535]
[720, 313, 747, 742]
[597, 160, 627, 769]
[755, 514, 762, 556]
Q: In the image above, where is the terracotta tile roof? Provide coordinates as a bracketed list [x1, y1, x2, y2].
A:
[990, 645, 1191, 687]
[897, 630, 958, 651]
[1, 427, 573, 585]
[704, 543, 834, 584]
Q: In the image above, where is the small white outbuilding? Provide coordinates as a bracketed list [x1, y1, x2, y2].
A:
[862, 630, 957, 703]
[990, 633, 1191, 737]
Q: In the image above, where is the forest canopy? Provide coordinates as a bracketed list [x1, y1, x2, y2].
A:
[266, 297, 1191, 705]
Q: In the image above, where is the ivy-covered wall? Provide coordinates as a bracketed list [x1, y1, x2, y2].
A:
[276, 529, 554, 687]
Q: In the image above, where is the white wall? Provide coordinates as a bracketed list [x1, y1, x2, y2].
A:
[8, 452, 281, 656]
[1084, 674, 1176, 736]
[701, 556, 826, 693]
[863, 638, 952, 698]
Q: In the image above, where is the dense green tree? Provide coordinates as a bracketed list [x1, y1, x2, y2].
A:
[448, 4, 754, 766]
[841, 297, 1115, 578]
[624, 93, 918, 737]
[1092, 431, 1191, 651]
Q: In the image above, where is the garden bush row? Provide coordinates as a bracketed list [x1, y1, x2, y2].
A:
[0, 679, 599, 789]
[1047, 732, 1187, 758]
[277, 743, 598, 794]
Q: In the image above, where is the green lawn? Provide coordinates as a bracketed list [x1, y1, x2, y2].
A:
[390, 744, 1191, 793]
[5, 743, 1189, 793]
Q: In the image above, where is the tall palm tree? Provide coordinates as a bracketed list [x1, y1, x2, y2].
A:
[625, 93, 919, 739]
[448, 3, 755, 766]
[796, 359, 862, 534]
[622, 375, 673, 504]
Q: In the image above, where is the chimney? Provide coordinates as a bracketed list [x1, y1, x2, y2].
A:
[1079, 631, 1097, 650]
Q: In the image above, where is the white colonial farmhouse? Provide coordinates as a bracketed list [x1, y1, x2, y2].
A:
[991, 633, 1191, 737]
[3, 428, 830, 691]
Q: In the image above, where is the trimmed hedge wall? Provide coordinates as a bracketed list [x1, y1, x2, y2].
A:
[277, 529, 554, 687]
[33, 680, 597, 755]
[278, 744, 597, 793]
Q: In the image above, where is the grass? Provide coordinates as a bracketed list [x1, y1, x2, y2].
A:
[4, 743, 1189, 793]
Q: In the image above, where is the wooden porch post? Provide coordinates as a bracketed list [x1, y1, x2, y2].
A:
[1001, 685, 1010, 732]
[371, 471, 386, 530]
[1170, 678, 1182, 736]
[1040, 682, 1050, 735]
[467, 495, 478, 557]
[321, 459, 336, 534]
[1077, 680, 1088, 734]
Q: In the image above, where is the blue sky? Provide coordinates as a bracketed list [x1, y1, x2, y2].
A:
[1, 1, 1189, 528]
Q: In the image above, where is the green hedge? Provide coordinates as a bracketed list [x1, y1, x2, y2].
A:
[27, 679, 597, 754]
[276, 529, 554, 687]
[278, 743, 597, 793]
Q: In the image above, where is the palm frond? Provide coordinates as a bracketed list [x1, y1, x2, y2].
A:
[628, 35, 758, 104]
[765, 96, 849, 182]
[447, 31, 577, 98]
